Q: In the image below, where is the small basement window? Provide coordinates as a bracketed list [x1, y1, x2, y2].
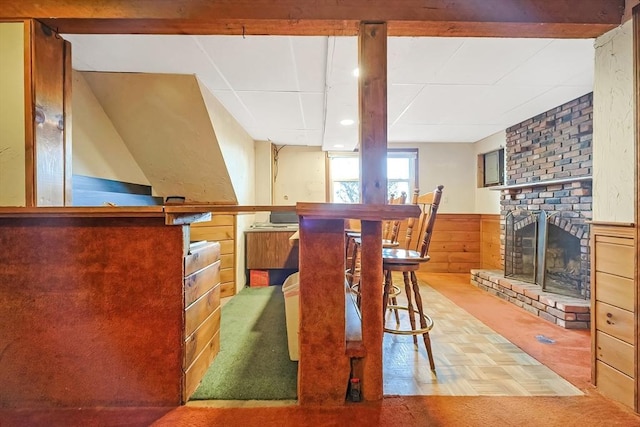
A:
[478, 148, 504, 187]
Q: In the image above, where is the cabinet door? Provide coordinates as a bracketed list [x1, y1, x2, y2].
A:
[246, 231, 299, 269]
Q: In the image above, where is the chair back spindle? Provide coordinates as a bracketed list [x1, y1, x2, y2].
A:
[403, 185, 444, 255]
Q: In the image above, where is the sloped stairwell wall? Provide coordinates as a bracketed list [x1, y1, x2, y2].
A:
[81, 71, 237, 203]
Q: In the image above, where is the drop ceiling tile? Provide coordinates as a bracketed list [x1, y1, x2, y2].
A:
[246, 128, 322, 146]
[389, 123, 505, 143]
[63, 34, 230, 89]
[499, 85, 593, 128]
[388, 84, 425, 125]
[326, 37, 358, 86]
[236, 91, 305, 129]
[432, 38, 552, 85]
[196, 35, 326, 92]
[388, 37, 464, 84]
[211, 90, 259, 129]
[497, 39, 594, 87]
[397, 84, 489, 125]
[300, 93, 326, 130]
[438, 85, 554, 125]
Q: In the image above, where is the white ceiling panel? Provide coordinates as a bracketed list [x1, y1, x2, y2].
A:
[65, 34, 229, 89]
[388, 84, 425, 125]
[210, 90, 259, 128]
[245, 127, 323, 146]
[299, 92, 326, 130]
[500, 86, 593, 128]
[388, 37, 463, 84]
[398, 84, 490, 125]
[64, 33, 595, 152]
[432, 38, 552, 85]
[237, 91, 306, 128]
[497, 39, 595, 87]
[390, 123, 506, 143]
[196, 35, 326, 92]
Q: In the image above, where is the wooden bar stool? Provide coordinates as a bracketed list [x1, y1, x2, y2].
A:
[382, 185, 444, 371]
[347, 192, 407, 313]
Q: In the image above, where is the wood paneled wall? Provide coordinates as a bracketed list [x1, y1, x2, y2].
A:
[590, 223, 636, 410]
[374, 213, 500, 273]
[190, 214, 236, 297]
[419, 214, 480, 273]
[480, 214, 501, 270]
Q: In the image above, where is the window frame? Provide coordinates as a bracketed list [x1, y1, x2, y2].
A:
[326, 148, 419, 203]
[478, 148, 505, 188]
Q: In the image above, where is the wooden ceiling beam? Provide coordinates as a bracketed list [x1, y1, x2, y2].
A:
[0, 0, 625, 38]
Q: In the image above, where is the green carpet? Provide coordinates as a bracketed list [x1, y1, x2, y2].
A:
[190, 286, 298, 400]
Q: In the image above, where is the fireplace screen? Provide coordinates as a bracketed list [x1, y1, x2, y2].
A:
[504, 210, 586, 299]
[504, 210, 538, 283]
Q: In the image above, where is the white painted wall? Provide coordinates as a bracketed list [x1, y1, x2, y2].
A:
[199, 79, 257, 292]
[593, 20, 635, 223]
[273, 145, 326, 204]
[270, 142, 482, 213]
[0, 22, 26, 206]
[73, 71, 150, 184]
[254, 140, 273, 223]
[473, 131, 504, 214]
[392, 142, 476, 213]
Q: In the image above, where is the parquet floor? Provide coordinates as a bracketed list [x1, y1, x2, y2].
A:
[383, 280, 583, 397]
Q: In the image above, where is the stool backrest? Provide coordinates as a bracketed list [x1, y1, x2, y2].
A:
[403, 185, 444, 257]
[383, 191, 407, 243]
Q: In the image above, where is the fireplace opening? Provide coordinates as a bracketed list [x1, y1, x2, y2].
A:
[543, 223, 583, 297]
[504, 210, 587, 299]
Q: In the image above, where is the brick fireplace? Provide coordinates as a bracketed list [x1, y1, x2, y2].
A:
[471, 93, 593, 329]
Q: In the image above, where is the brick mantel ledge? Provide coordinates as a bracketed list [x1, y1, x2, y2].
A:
[489, 176, 592, 192]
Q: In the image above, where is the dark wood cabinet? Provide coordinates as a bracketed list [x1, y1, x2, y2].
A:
[245, 230, 299, 270]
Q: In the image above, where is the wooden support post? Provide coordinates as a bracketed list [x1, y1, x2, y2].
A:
[358, 21, 387, 401]
[29, 20, 68, 206]
[298, 217, 351, 405]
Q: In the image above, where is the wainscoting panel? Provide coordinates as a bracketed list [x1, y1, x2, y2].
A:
[191, 214, 236, 297]
[481, 214, 501, 270]
[591, 223, 636, 410]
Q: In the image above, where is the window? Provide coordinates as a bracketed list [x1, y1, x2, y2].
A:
[478, 148, 504, 187]
[327, 149, 418, 203]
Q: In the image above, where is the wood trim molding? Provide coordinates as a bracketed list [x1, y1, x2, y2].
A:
[23, 19, 34, 207]
[633, 2, 640, 413]
[63, 39, 72, 205]
[0, 0, 624, 38]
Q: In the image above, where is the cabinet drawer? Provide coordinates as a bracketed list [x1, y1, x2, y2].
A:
[595, 301, 634, 344]
[183, 331, 220, 400]
[185, 241, 221, 276]
[184, 307, 221, 369]
[596, 360, 634, 409]
[595, 271, 634, 311]
[185, 283, 220, 337]
[595, 330, 634, 377]
[184, 260, 220, 307]
[594, 240, 634, 279]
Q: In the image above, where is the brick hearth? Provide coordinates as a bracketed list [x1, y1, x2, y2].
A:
[471, 269, 590, 329]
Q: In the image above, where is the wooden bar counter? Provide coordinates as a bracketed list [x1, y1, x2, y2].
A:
[0, 203, 418, 409]
[0, 206, 217, 408]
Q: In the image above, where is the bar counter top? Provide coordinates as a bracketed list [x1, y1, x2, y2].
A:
[0, 202, 420, 223]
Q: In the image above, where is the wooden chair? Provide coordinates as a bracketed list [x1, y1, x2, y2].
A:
[346, 192, 407, 316]
[345, 191, 407, 288]
[382, 185, 444, 371]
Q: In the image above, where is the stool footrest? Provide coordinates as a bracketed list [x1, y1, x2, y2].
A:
[383, 305, 434, 335]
